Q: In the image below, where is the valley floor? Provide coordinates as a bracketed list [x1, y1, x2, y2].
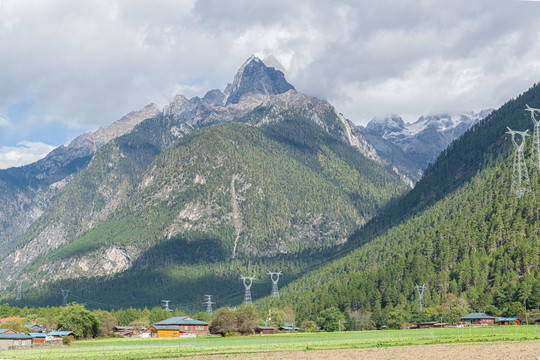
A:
[1, 327, 538, 359]
[184, 340, 540, 360]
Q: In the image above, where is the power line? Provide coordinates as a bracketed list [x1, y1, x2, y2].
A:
[203, 295, 215, 314]
[415, 283, 426, 311]
[268, 271, 282, 302]
[161, 300, 172, 312]
[526, 104, 540, 170]
[61, 289, 70, 306]
[506, 127, 530, 197]
[240, 275, 255, 305]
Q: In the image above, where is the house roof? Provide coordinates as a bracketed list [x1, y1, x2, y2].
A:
[29, 333, 47, 338]
[0, 333, 32, 339]
[279, 326, 293, 330]
[48, 331, 74, 336]
[497, 317, 518, 322]
[256, 326, 275, 330]
[460, 313, 497, 320]
[0, 329, 15, 334]
[151, 325, 184, 331]
[153, 317, 209, 326]
[24, 324, 46, 332]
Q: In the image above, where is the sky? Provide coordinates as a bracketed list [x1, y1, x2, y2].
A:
[2, 0, 540, 168]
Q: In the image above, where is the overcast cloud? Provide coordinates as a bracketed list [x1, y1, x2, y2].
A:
[1, 0, 540, 168]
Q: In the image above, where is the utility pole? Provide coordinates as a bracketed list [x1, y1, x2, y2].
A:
[161, 300, 172, 312]
[525, 105, 540, 170]
[15, 280, 22, 301]
[203, 295, 215, 314]
[240, 275, 255, 305]
[415, 283, 426, 312]
[61, 289, 70, 306]
[268, 271, 282, 302]
[507, 127, 531, 197]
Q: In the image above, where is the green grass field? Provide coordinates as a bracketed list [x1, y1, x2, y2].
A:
[2, 325, 539, 360]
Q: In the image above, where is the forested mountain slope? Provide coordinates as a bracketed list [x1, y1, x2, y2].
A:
[0, 98, 406, 308]
[277, 83, 540, 323]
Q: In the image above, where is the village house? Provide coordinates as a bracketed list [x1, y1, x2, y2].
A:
[47, 330, 75, 342]
[255, 325, 275, 335]
[29, 332, 47, 344]
[149, 316, 210, 337]
[0, 333, 33, 350]
[113, 325, 146, 337]
[460, 313, 497, 325]
[535, 318, 540, 325]
[496, 317, 520, 325]
[278, 323, 298, 333]
[0, 329, 17, 334]
[24, 324, 47, 333]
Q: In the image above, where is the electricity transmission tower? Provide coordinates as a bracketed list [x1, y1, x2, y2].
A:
[415, 283, 426, 311]
[161, 300, 172, 312]
[240, 275, 255, 305]
[506, 127, 531, 197]
[268, 271, 282, 302]
[61, 289, 70, 306]
[203, 295, 215, 314]
[526, 104, 540, 169]
[15, 280, 22, 301]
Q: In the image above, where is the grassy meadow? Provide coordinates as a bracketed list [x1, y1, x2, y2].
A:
[1, 325, 539, 360]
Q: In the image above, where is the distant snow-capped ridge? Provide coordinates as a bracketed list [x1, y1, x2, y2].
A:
[360, 109, 493, 183]
[366, 109, 493, 140]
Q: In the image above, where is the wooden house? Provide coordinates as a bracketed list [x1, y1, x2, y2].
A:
[29, 332, 47, 344]
[255, 326, 275, 335]
[496, 317, 520, 326]
[150, 316, 210, 337]
[47, 330, 75, 341]
[418, 321, 437, 329]
[460, 313, 497, 325]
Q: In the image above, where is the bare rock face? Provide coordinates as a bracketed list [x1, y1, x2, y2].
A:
[0, 103, 162, 254]
[224, 55, 295, 105]
[34, 246, 141, 283]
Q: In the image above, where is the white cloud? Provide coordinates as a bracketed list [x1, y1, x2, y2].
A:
[1, 0, 540, 136]
[0, 116, 11, 128]
[0, 141, 56, 169]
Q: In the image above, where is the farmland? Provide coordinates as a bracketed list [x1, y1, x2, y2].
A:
[1, 326, 538, 360]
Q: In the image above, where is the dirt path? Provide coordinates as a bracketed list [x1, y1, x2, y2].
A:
[179, 340, 540, 360]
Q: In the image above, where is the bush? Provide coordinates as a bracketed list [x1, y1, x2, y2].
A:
[62, 335, 72, 346]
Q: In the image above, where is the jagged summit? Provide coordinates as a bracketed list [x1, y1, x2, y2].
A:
[224, 55, 295, 105]
[365, 114, 405, 136]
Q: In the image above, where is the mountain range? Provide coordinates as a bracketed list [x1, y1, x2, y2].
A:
[360, 110, 493, 182]
[0, 56, 521, 314]
[0, 56, 406, 307]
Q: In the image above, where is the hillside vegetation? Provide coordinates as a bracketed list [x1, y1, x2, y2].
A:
[277, 84, 540, 324]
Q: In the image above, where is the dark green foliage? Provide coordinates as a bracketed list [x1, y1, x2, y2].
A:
[276, 83, 540, 326]
[315, 306, 345, 332]
[57, 303, 101, 339]
[210, 305, 260, 336]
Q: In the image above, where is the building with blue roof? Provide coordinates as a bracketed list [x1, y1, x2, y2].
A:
[496, 317, 520, 325]
[0, 333, 33, 350]
[150, 316, 209, 337]
[460, 313, 497, 325]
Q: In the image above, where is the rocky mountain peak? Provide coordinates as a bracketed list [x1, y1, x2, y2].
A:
[224, 55, 295, 105]
[365, 114, 405, 136]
